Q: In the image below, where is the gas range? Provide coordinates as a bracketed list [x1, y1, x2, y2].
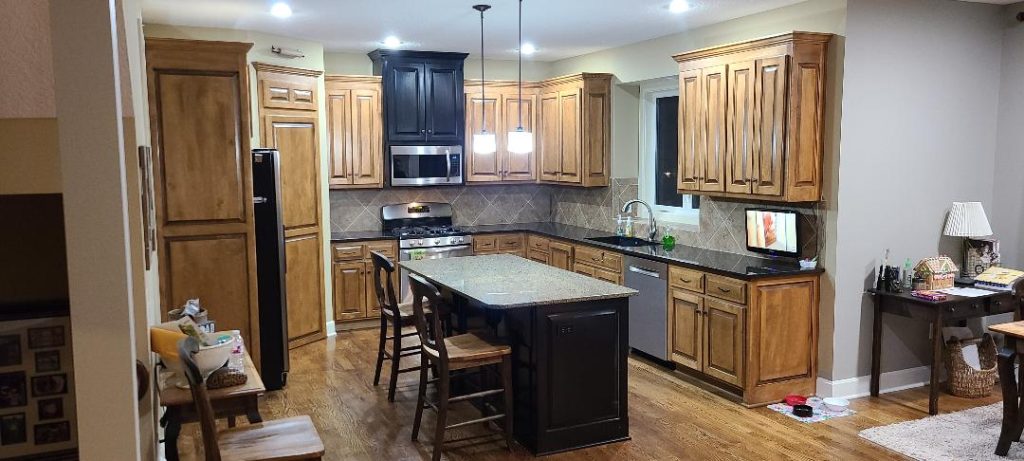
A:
[381, 202, 475, 302]
[381, 202, 474, 249]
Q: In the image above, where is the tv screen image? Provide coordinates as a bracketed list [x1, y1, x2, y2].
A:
[745, 209, 799, 256]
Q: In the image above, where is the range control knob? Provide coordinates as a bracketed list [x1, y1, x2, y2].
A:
[433, 238, 441, 245]
[452, 237, 462, 244]
[415, 239, 424, 246]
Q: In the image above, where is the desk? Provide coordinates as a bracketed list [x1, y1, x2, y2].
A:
[988, 321, 1024, 456]
[158, 353, 265, 461]
[868, 287, 1021, 415]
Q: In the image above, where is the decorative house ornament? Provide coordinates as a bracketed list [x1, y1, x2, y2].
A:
[914, 256, 959, 290]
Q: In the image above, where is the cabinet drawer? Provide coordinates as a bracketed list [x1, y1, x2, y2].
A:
[333, 244, 364, 261]
[528, 235, 550, 252]
[364, 241, 396, 260]
[474, 235, 498, 253]
[669, 266, 705, 293]
[498, 233, 523, 251]
[527, 248, 550, 265]
[705, 274, 747, 304]
[574, 245, 622, 273]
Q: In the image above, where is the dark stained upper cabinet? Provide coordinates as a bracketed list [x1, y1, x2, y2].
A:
[369, 50, 468, 146]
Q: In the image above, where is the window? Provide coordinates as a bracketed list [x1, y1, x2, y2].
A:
[639, 79, 699, 228]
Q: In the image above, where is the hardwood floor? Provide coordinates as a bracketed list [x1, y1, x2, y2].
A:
[172, 328, 1000, 460]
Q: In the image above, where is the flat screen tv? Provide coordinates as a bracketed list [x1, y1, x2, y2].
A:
[745, 208, 800, 257]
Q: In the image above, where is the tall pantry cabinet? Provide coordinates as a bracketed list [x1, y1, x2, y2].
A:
[145, 39, 263, 364]
[253, 63, 326, 349]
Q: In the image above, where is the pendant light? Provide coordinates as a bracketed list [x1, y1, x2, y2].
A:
[506, 0, 533, 154]
[472, 4, 497, 155]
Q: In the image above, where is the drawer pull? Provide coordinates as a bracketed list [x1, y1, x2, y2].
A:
[680, 278, 693, 283]
[718, 287, 731, 293]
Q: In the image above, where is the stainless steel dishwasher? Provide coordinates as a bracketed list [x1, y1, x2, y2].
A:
[624, 255, 669, 361]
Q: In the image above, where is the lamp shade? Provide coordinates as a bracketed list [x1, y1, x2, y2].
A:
[943, 201, 993, 237]
[473, 131, 497, 154]
[507, 129, 533, 154]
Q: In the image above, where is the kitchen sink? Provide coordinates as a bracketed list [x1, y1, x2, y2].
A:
[585, 236, 661, 247]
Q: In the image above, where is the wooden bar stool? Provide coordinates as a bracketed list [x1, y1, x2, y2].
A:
[370, 250, 430, 402]
[177, 338, 324, 461]
[407, 273, 514, 461]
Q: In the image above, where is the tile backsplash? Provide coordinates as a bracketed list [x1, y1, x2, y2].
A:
[329, 177, 823, 259]
[329, 184, 555, 232]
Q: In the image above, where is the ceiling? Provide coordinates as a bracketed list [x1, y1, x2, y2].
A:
[141, 0, 816, 61]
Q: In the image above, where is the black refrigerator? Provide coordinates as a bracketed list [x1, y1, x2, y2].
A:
[252, 148, 289, 390]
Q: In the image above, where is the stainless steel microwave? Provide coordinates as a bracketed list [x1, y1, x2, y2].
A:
[390, 145, 463, 186]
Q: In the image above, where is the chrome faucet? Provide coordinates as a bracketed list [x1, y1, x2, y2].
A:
[621, 199, 657, 242]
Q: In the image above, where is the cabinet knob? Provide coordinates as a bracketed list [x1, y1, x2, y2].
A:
[420, 129, 426, 134]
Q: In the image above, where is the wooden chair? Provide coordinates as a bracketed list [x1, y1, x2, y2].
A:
[178, 338, 324, 461]
[370, 250, 432, 402]
[407, 273, 514, 461]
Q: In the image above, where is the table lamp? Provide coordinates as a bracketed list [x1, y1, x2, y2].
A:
[943, 201, 993, 283]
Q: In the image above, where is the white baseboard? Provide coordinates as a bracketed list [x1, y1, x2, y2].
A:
[326, 321, 336, 337]
[816, 365, 933, 399]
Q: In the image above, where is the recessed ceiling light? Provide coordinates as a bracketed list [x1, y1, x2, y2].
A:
[520, 43, 536, 55]
[669, 0, 690, 13]
[382, 36, 402, 48]
[270, 2, 292, 18]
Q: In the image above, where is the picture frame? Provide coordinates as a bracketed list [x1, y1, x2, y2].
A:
[37, 398, 63, 421]
[34, 351, 60, 373]
[0, 412, 27, 446]
[30, 374, 67, 398]
[27, 327, 64, 349]
[33, 421, 70, 445]
[0, 372, 27, 409]
[0, 335, 21, 368]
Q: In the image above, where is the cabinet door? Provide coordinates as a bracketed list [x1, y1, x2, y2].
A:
[573, 262, 596, 278]
[327, 90, 353, 186]
[726, 61, 755, 195]
[752, 57, 787, 197]
[558, 89, 582, 184]
[424, 62, 463, 143]
[701, 65, 727, 192]
[549, 241, 573, 271]
[503, 93, 537, 181]
[333, 261, 366, 321]
[386, 63, 426, 142]
[259, 74, 317, 112]
[285, 234, 325, 347]
[677, 68, 702, 191]
[670, 290, 703, 371]
[264, 114, 320, 232]
[703, 297, 744, 386]
[351, 87, 383, 186]
[748, 277, 817, 387]
[465, 90, 502, 182]
[538, 91, 561, 181]
[583, 84, 610, 186]
[594, 268, 621, 285]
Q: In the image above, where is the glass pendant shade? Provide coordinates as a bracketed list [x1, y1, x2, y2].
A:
[507, 129, 533, 154]
[473, 131, 497, 154]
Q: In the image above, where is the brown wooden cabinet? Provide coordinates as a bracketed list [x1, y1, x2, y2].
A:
[146, 38, 262, 365]
[548, 241, 574, 271]
[674, 32, 831, 202]
[331, 240, 398, 323]
[255, 63, 326, 348]
[463, 81, 540, 183]
[326, 75, 384, 189]
[537, 74, 611, 187]
[473, 233, 525, 257]
[667, 263, 818, 405]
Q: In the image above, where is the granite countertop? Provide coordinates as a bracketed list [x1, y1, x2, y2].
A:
[333, 221, 823, 280]
[400, 254, 637, 309]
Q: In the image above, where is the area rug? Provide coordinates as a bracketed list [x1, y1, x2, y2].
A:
[860, 403, 1024, 460]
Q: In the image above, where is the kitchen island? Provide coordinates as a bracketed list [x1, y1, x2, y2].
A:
[400, 254, 637, 455]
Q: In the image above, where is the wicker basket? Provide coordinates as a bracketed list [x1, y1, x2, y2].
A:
[944, 334, 998, 398]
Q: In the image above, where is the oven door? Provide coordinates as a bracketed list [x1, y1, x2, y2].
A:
[390, 145, 463, 186]
[398, 244, 473, 303]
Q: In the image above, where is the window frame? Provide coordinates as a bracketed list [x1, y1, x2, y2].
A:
[638, 77, 700, 229]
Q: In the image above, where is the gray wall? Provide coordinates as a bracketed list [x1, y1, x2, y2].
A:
[992, 2, 1024, 269]
[832, 0, 1005, 381]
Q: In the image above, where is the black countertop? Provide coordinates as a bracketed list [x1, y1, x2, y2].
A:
[331, 222, 822, 280]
